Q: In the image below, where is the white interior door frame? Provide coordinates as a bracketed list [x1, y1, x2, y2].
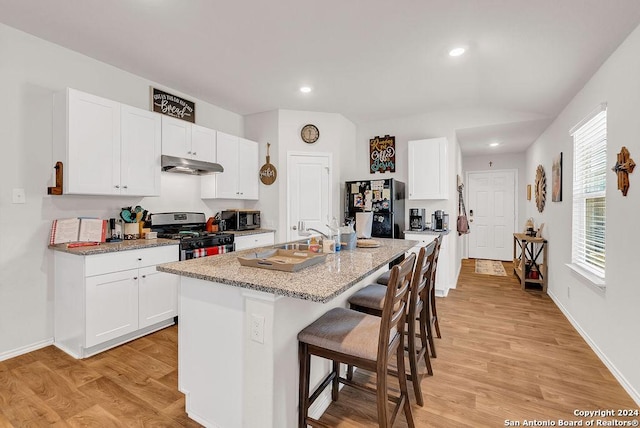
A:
[464, 168, 518, 260]
[286, 151, 333, 241]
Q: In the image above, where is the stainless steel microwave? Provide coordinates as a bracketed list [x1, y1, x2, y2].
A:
[220, 210, 261, 231]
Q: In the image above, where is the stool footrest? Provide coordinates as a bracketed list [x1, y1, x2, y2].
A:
[309, 371, 337, 406]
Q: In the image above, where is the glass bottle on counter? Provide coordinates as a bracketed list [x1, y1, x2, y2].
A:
[330, 217, 341, 252]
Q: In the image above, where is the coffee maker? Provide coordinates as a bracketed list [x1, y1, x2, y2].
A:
[432, 210, 449, 231]
[409, 209, 426, 231]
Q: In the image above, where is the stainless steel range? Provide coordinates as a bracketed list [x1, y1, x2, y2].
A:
[149, 212, 234, 260]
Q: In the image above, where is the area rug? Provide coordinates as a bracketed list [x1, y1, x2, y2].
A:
[475, 259, 507, 276]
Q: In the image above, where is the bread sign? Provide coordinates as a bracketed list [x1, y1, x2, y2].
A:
[260, 143, 277, 185]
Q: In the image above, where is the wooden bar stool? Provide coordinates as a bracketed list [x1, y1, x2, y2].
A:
[347, 239, 437, 406]
[430, 235, 443, 343]
[298, 253, 417, 428]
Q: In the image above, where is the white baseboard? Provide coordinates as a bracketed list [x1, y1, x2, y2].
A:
[548, 291, 640, 406]
[0, 338, 54, 362]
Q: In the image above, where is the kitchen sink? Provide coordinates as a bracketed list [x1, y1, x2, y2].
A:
[273, 241, 311, 251]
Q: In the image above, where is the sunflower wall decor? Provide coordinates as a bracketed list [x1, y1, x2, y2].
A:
[535, 164, 547, 213]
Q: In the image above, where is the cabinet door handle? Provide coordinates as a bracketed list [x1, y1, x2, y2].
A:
[114, 185, 120, 189]
[187, 151, 192, 154]
[141, 275, 146, 279]
[123, 185, 128, 189]
[133, 276, 138, 280]
[192, 152, 197, 155]
[138, 258, 142, 261]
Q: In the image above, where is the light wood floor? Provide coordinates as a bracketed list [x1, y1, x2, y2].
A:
[0, 259, 636, 427]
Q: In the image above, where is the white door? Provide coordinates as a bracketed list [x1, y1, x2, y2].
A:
[467, 170, 516, 261]
[287, 153, 331, 241]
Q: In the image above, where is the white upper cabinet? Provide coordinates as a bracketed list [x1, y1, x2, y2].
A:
[121, 105, 162, 196]
[161, 115, 216, 163]
[54, 88, 161, 196]
[237, 137, 260, 199]
[202, 131, 259, 200]
[408, 137, 449, 200]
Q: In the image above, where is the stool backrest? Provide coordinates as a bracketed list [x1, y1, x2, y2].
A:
[410, 239, 437, 311]
[430, 235, 443, 286]
[378, 253, 416, 362]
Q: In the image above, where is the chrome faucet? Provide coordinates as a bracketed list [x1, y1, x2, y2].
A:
[306, 228, 329, 239]
[295, 221, 329, 239]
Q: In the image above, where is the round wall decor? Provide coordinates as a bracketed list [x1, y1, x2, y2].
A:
[259, 143, 277, 185]
[535, 164, 547, 213]
[300, 124, 319, 144]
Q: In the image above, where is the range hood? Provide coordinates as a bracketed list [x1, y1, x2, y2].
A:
[161, 155, 224, 175]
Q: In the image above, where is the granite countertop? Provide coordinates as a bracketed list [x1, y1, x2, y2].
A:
[48, 238, 179, 255]
[227, 229, 276, 236]
[157, 238, 417, 303]
[404, 229, 450, 235]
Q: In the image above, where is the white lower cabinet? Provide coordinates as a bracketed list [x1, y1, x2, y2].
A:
[138, 265, 179, 329]
[404, 232, 451, 297]
[85, 269, 139, 348]
[54, 245, 179, 358]
[234, 232, 275, 251]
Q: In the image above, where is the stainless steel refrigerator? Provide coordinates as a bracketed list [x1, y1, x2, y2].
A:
[344, 179, 405, 239]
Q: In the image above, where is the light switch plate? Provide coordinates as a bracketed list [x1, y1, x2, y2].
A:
[12, 188, 26, 204]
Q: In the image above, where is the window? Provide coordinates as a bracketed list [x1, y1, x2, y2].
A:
[570, 104, 607, 280]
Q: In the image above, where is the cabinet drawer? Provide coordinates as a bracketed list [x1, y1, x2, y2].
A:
[85, 245, 178, 276]
[404, 234, 438, 245]
[235, 233, 275, 251]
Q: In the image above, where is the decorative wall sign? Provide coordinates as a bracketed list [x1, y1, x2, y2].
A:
[552, 152, 562, 202]
[151, 87, 195, 123]
[369, 135, 395, 174]
[259, 143, 277, 185]
[535, 164, 547, 213]
[612, 146, 635, 196]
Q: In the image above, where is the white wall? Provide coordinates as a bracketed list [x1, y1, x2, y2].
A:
[245, 109, 356, 243]
[244, 110, 280, 230]
[525, 24, 640, 404]
[0, 23, 245, 358]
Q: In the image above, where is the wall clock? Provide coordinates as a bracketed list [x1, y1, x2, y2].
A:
[535, 164, 547, 213]
[301, 124, 319, 144]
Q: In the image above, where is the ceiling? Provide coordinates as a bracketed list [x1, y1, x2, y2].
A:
[2, 0, 640, 155]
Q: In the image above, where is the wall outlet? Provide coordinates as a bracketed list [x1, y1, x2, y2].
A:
[12, 188, 26, 204]
[250, 314, 265, 344]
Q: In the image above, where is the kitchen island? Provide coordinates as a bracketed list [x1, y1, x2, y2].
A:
[157, 238, 415, 428]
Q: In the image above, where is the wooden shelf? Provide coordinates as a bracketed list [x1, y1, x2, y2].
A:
[513, 234, 548, 293]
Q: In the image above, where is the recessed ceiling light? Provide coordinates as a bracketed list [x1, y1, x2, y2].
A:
[300, 86, 312, 93]
[449, 47, 466, 57]
[490, 142, 500, 147]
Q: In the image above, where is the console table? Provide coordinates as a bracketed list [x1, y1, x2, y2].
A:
[513, 233, 548, 293]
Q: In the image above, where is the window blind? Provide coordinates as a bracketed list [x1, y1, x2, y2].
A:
[571, 108, 607, 277]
